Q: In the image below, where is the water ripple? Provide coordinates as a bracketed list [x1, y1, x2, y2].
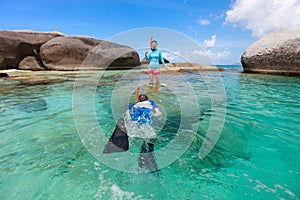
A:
[0, 71, 299, 199]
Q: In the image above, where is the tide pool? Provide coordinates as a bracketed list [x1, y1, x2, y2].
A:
[0, 69, 299, 199]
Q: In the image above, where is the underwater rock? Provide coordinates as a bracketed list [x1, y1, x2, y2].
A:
[17, 98, 47, 113]
[18, 78, 67, 85]
[8, 75, 67, 85]
[241, 29, 300, 76]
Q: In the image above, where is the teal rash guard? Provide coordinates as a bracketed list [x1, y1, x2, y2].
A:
[145, 49, 166, 68]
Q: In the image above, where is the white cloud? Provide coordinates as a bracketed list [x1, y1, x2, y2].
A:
[163, 50, 211, 63]
[162, 48, 231, 64]
[201, 49, 231, 59]
[225, 0, 300, 37]
[163, 52, 181, 61]
[217, 50, 230, 59]
[198, 19, 211, 26]
[168, 50, 209, 60]
[203, 35, 216, 48]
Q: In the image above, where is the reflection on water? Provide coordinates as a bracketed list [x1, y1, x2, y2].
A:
[0, 70, 299, 199]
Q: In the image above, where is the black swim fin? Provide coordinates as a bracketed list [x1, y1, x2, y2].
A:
[103, 118, 129, 153]
[138, 141, 158, 172]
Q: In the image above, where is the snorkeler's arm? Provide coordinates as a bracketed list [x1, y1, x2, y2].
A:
[125, 104, 134, 120]
[150, 101, 162, 116]
[124, 109, 131, 121]
[153, 108, 162, 116]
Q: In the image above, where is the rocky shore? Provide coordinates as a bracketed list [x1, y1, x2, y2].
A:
[0, 30, 221, 75]
[139, 62, 221, 74]
[0, 61, 222, 86]
[241, 29, 300, 76]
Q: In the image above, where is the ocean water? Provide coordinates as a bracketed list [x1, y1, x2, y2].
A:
[0, 67, 299, 200]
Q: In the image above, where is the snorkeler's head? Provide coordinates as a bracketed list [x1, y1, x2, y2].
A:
[139, 94, 148, 102]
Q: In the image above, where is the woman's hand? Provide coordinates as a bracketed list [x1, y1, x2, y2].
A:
[145, 51, 148, 55]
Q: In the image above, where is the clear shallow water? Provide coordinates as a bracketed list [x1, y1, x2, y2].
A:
[0, 69, 299, 199]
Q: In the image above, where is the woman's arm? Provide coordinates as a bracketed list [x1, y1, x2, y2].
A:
[145, 51, 150, 61]
[159, 50, 166, 67]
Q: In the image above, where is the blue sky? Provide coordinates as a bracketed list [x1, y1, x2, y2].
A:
[1, 0, 299, 64]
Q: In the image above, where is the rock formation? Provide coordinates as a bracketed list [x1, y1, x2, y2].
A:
[19, 56, 46, 71]
[40, 36, 140, 70]
[0, 30, 140, 70]
[0, 30, 62, 69]
[241, 29, 300, 76]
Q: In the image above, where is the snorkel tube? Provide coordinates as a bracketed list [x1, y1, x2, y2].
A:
[135, 86, 140, 101]
[150, 36, 153, 48]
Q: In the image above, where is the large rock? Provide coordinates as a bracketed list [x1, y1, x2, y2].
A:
[40, 36, 140, 70]
[0, 30, 63, 69]
[241, 29, 300, 76]
[19, 56, 46, 71]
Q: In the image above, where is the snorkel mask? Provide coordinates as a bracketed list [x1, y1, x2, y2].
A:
[139, 94, 148, 102]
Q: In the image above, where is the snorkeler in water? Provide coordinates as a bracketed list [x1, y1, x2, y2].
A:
[125, 94, 161, 149]
[104, 93, 160, 172]
[126, 93, 161, 172]
[126, 94, 161, 125]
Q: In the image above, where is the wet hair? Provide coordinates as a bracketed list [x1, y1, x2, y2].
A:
[139, 94, 148, 101]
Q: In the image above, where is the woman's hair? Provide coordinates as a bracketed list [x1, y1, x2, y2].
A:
[151, 40, 158, 45]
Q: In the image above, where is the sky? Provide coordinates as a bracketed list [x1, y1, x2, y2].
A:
[1, 0, 299, 64]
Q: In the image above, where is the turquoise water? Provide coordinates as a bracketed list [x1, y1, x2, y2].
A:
[0, 68, 299, 199]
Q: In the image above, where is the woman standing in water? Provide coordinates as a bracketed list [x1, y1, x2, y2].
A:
[145, 39, 166, 87]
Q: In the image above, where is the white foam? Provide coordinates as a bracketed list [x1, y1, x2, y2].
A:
[110, 185, 135, 199]
[125, 122, 156, 138]
[0, 69, 26, 73]
[93, 174, 109, 199]
[274, 184, 297, 199]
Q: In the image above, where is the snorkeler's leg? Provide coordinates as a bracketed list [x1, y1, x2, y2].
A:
[146, 138, 158, 171]
[138, 141, 147, 168]
[148, 142, 154, 152]
[147, 138, 155, 152]
[141, 141, 147, 153]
